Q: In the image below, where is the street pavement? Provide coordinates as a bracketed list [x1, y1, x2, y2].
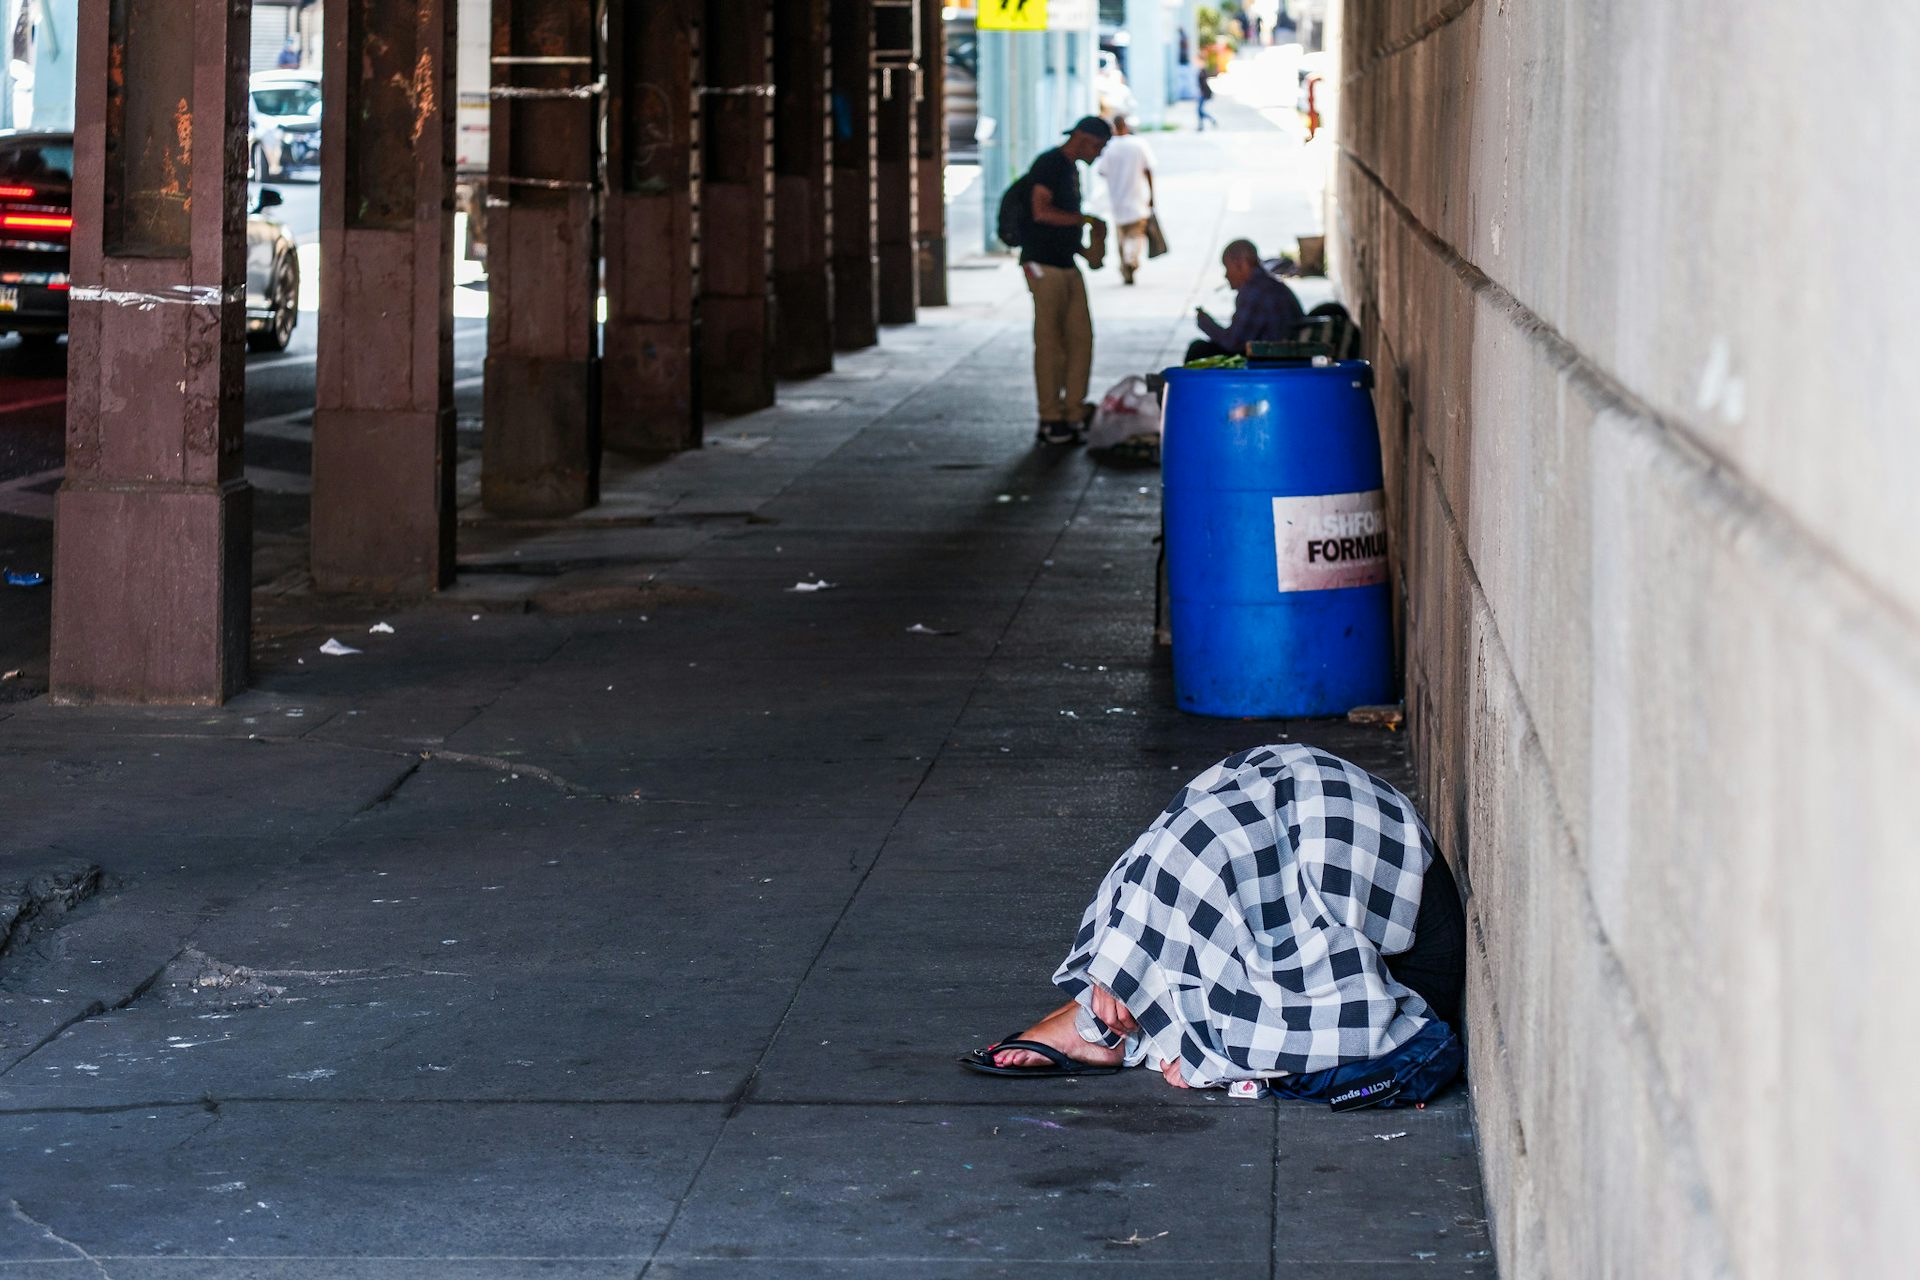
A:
[0, 62, 1491, 1278]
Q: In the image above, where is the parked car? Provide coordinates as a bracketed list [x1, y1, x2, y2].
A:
[0, 130, 302, 353]
[249, 70, 322, 180]
[243, 185, 302, 352]
[0, 131, 73, 347]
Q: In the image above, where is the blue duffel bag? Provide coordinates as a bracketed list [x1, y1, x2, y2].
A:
[1266, 1019, 1464, 1110]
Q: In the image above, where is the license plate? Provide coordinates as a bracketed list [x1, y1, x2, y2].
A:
[0, 287, 15, 312]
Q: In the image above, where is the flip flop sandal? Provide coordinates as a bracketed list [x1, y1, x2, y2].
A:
[958, 1035, 1127, 1078]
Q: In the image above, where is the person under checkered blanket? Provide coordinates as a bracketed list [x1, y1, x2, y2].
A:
[962, 744, 1465, 1091]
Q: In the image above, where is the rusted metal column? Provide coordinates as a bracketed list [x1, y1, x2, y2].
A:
[698, 0, 775, 415]
[312, 0, 456, 593]
[872, 0, 917, 324]
[481, 0, 600, 515]
[828, 0, 877, 351]
[915, 0, 947, 306]
[771, 0, 833, 378]
[52, 0, 251, 704]
[604, 0, 702, 455]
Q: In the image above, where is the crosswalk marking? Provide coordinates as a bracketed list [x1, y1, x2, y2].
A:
[0, 466, 62, 521]
[245, 465, 312, 495]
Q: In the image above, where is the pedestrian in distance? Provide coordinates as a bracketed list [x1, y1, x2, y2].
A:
[1093, 116, 1157, 287]
[1187, 239, 1305, 362]
[1007, 115, 1111, 447]
[1196, 62, 1216, 131]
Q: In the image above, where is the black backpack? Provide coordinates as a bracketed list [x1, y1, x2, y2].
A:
[997, 169, 1035, 248]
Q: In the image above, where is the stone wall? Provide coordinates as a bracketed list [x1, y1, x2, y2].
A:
[1328, 3, 1920, 1275]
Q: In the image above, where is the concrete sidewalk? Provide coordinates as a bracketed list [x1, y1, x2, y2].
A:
[0, 97, 1489, 1278]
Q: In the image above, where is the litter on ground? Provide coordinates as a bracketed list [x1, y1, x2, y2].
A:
[1349, 704, 1406, 731]
[1107, 1231, 1170, 1247]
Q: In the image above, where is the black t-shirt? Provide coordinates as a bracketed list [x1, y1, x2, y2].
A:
[1019, 147, 1081, 269]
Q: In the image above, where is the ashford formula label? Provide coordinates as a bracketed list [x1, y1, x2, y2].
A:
[1270, 490, 1390, 592]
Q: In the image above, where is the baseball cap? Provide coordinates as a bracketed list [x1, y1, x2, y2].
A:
[1064, 115, 1113, 142]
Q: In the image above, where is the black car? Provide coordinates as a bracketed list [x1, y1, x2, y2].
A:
[0, 129, 302, 353]
[0, 132, 73, 347]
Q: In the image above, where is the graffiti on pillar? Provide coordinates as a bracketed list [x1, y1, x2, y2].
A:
[348, 0, 432, 230]
[629, 84, 676, 195]
[170, 97, 191, 216]
[411, 48, 437, 146]
[105, 0, 196, 257]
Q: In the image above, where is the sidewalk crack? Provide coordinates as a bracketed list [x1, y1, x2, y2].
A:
[417, 750, 645, 804]
[7, 1198, 113, 1278]
[357, 757, 423, 813]
[0, 950, 179, 1078]
[165, 1100, 222, 1153]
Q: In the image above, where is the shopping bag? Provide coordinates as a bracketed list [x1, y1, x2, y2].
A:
[1086, 375, 1161, 453]
[1144, 213, 1169, 259]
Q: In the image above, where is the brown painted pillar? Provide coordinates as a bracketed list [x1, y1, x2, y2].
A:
[699, 0, 776, 415]
[312, 0, 457, 594]
[604, 0, 702, 456]
[52, 0, 250, 705]
[481, 0, 600, 515]
[829, 0, 877, 351]
[772, 0, 833, 378]
[873, 0, 917, 325]
[915, 0, 948, 306]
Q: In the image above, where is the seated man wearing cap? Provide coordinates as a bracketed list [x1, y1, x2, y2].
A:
[1021, 115, 1111, 446]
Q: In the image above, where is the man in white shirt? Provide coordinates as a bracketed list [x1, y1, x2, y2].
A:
[1093, 116, 1156, 285]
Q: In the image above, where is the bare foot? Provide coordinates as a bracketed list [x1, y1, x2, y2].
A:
[991, 1000, 1126, 1070]
[1160, 1058, 1191, 1089]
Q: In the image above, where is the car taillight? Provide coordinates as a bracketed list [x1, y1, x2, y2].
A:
[48, 281, 69, 291]
[1, 213, 71, 231]
[0, 185, 36, 199]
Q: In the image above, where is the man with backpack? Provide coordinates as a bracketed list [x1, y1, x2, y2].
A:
[1001, 115, 1111, 446]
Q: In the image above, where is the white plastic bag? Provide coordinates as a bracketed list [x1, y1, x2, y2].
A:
[1086, 375, 1160, 452]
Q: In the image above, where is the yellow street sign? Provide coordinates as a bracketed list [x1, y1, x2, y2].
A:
[978, 0, 1047, 32]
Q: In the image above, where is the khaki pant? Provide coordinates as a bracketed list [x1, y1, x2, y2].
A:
[1024, 262, 1092, 423]
[1117, 218, 1150, 273]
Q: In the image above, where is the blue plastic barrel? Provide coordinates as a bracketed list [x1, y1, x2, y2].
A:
[1160, 360, 1393, 718]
